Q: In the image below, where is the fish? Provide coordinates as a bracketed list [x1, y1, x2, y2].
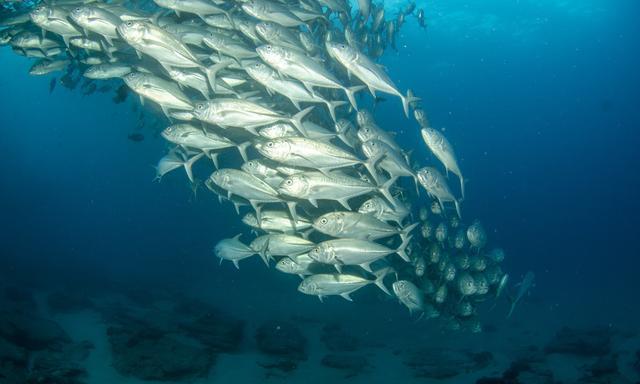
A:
[250, 234, 315, 258]
[275, 255, 315, 278]
[392, 280, 424, 314]
[297, 268, 392, 301]
[127, 133, 145, 142]
[417, 9, 426, 28]
[153, 0, 230, 20]
[358, 195, 409, 226]
[214, 234, 260, 268]
[29, 59, 70, 75]
[161, 124, 249, 166]
[84, 64, 132, 80]
[241, 0, 305, 28]
[256, 44, 363, 109]
[208, 168, 283, 220]
[244, 60, 346, 122]
[69, 5, 121, 46]
[420, 127, 465, 199]
[123, 72, 193, 117]
[277, 170, 396, 211]
[192, 99, 313, 137]
[255, 137, 377, 179]
[326, 42, 418, 117]
[416, 166, 461, 218]
[82, 82, 97, 96]
[507, 271, 535, 318]
[308, 236, 412, 272]
[312, 211, 417, 241]
[242, 210, 312, 234]
[466, 220, 487, 249]
[29, 5, 81, 47]
[116, 20, 219, 89]
[112, 84, 129, 103]
[1, 0, 516, 328]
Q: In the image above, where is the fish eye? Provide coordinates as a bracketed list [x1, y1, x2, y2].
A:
[196, 104, 205, 110]
[286, 179, 293, 185]
[267, 142, 274, 148]
[320, 218, 327, 224]
[126, 21, 133, 27]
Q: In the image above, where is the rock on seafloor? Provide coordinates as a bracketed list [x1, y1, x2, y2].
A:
[108, 324, 216, 381]
[321, 323, 360, 352]
[0, 285, 93, 384]
[544, 327, 613, 357]
[104, 298, 244, 381]
[404, 347, 494, 379]
[255, 320, 307, 360]
[46, 290, 94, 314]
[0, 311, 71, 350]
[321, 353, 369, 377]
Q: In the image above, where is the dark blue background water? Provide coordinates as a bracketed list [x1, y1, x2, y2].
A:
[1, 0, 638, 328]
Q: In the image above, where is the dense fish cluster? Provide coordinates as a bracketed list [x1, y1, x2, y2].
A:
[1, 0, 513, 330]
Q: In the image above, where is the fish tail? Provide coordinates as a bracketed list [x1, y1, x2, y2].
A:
[378, 176, 399, 207]
[344, 85, 365, 110]
[204, 59, 233, 92]
[237, 141, 251, 162]
[400, 89, 420, 117]
[454, 199, 462, 219]
[325, 100, 347, 122]
[372, 267, 393, 295]
[396, 234, 413, 262]
[289, 106, 314, 137]
[400, 222, 419, 243]
[183, 152, 205, 182]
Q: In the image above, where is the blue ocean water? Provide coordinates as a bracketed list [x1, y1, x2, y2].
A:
[1, 0, 639, 382]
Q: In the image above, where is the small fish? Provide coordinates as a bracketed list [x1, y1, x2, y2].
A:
[113, 84, 129, 104]
[128, 133, 145, 142]
[507, 271, 535, 318]
[82, 82, 97, 96]
[98, 85, 113, 93]
[49, 77, 56, 93]
[417, 9, 426, 28]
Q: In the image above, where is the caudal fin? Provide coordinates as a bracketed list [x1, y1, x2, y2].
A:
[343, 85, 365, 110]
[204, 59, 233, 92]
[400, 222, 419, 243]
[372, 267, 393, 295]
[453, 199, 462, 219]
[237, 141, 251, 162]
[399, 89, 421, 118]
[183, 152, 205, 182]
[325, 100, 347, 122]
[396, 234, 412, 262]
[289, 106, 314, 137]
[378, 176, 399, 207]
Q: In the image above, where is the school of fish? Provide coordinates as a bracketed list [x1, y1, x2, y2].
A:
[1, 0, 519, 330]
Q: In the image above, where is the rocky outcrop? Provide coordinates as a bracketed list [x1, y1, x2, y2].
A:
[255, 320, 307, 360]
[321, 353, 369, 377]
[404, 347, 494, 379]
[544, 327, 612, 357]
[104, 298, 244, 381]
